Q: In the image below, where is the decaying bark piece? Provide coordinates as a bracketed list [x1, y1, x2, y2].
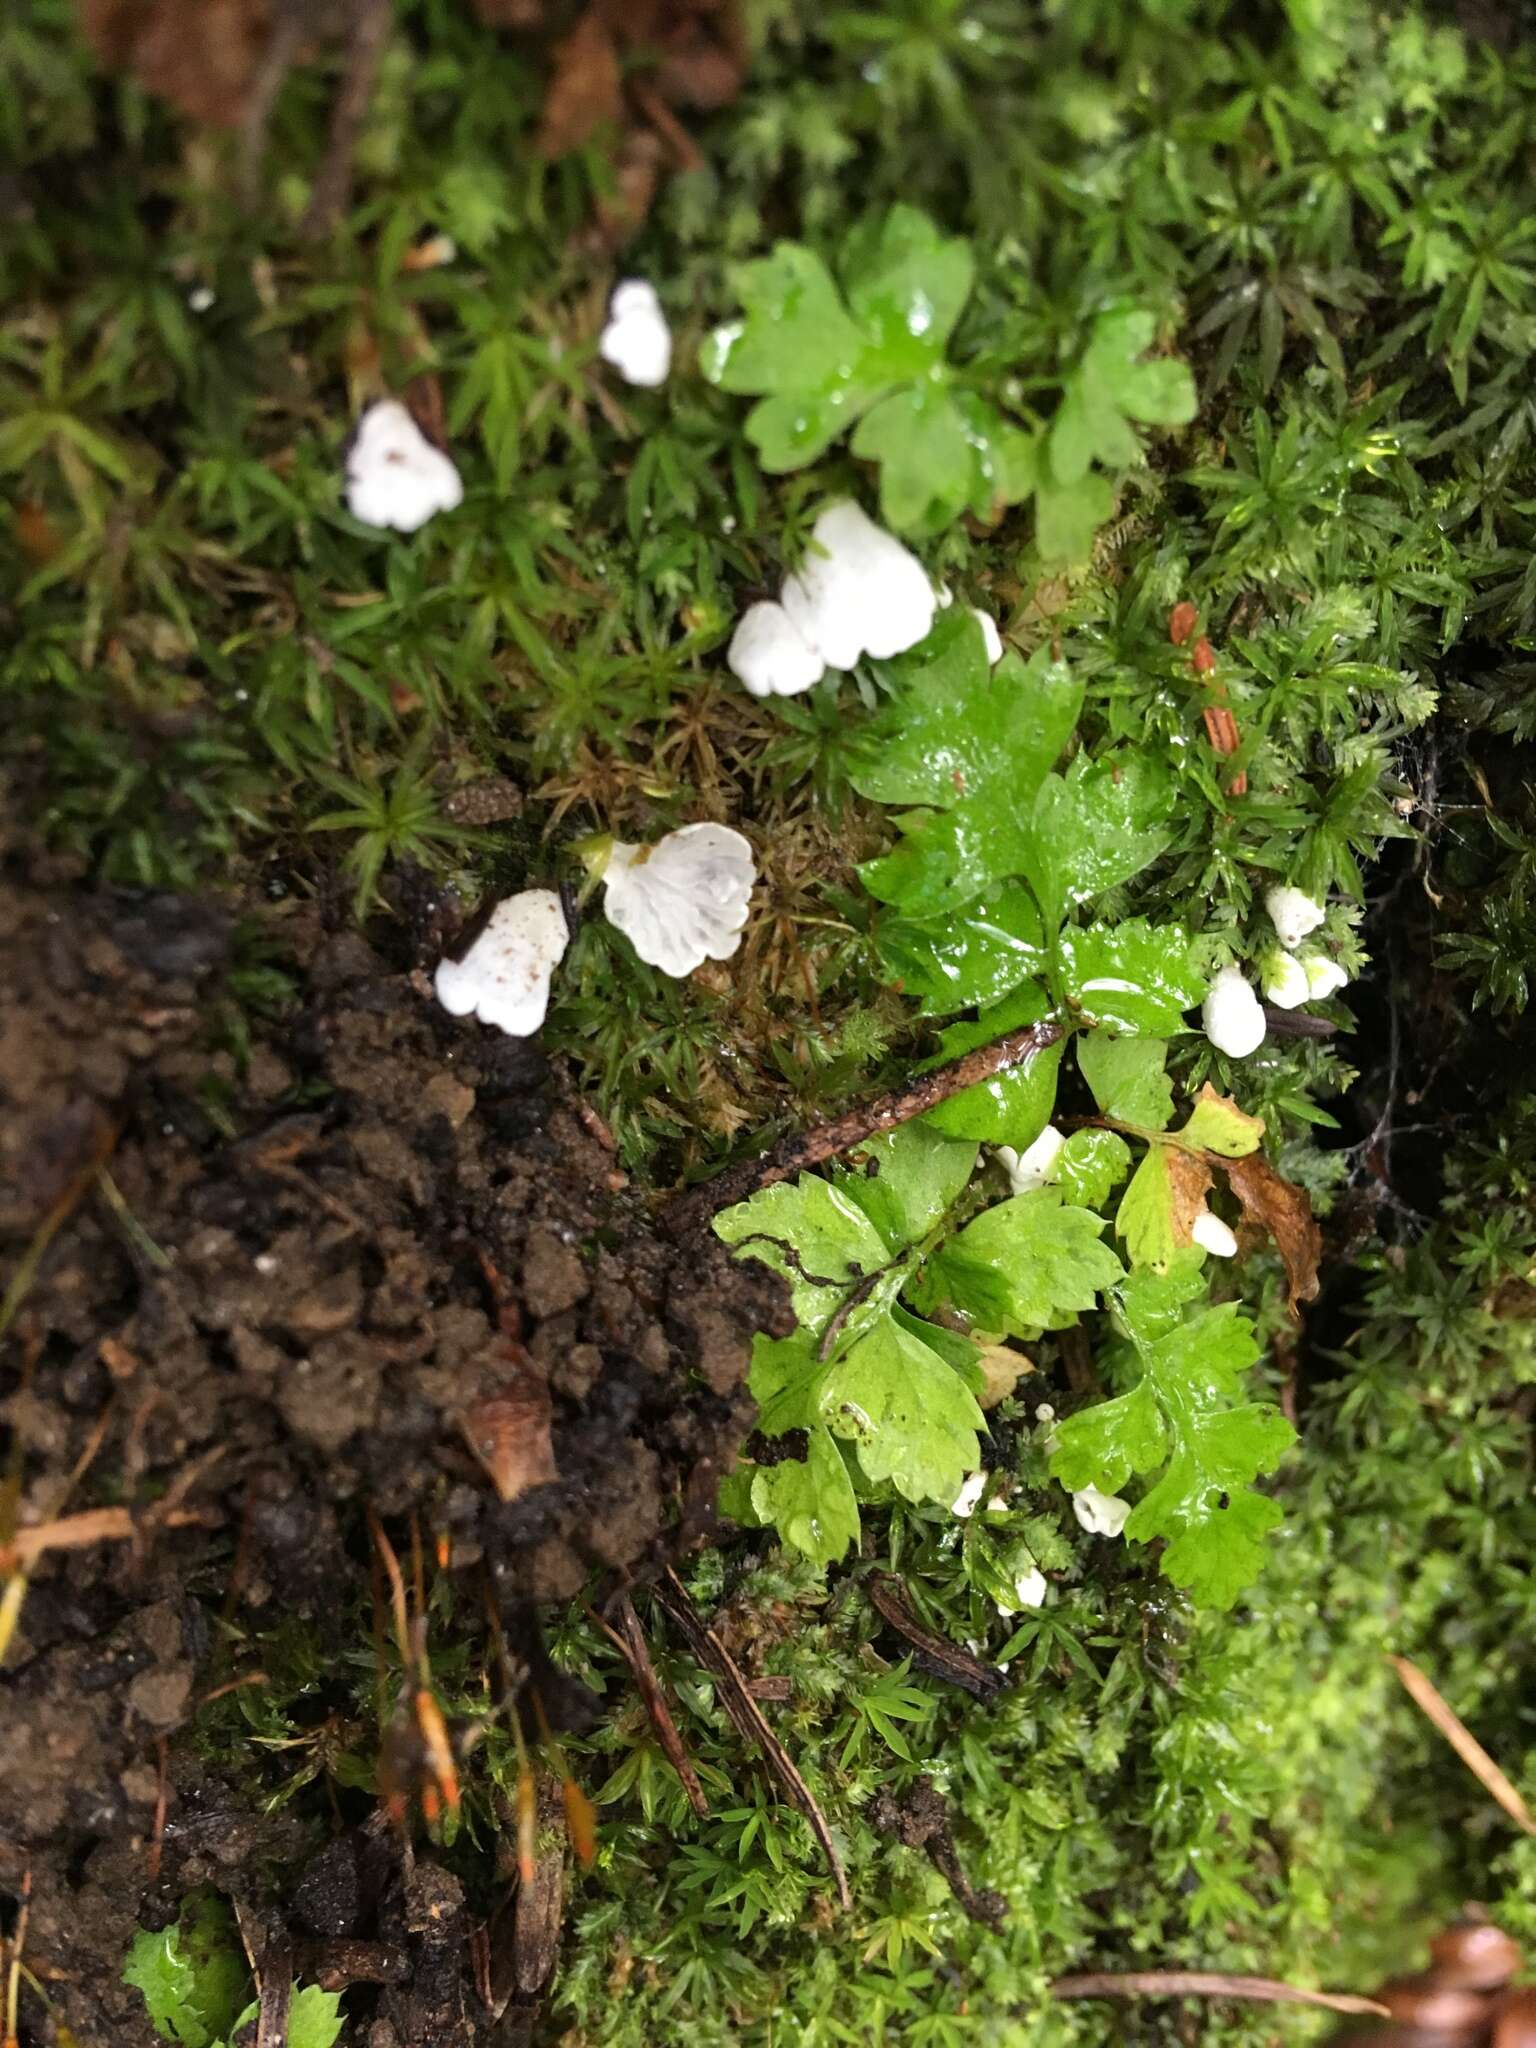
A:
[870, 1776, 1006, 1928]
[601, 1593, 710, 1816]
[865, 1575, 1006, 1700]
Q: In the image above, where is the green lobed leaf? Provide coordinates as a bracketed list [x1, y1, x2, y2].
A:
[921, 981, 1064, 1145]
[751, 1427, 861, 1565]
[124, 1895, 250, 2048]
[1055, 918, 1203, 1035]
[1052, 1263, 1294, 1609]
[1076, 1033, 1175, 1130]
[1114, 1147, 1177, 1269]
[1049, 306, 1197, 485]
[1033, 465, 1116, 564]
[748, 1330, 827, 1437]
[876, 881, 1046, 1015]
[715, 1179, 891, 1339]
[1053, 1128, 1133, 1208]
[917, 1188, 1123, 1333]
[1179, 1086, 1266, 1157]
[855, 614, 1082, 813]
[835, 1120, 978, 1254]
[859, 799, 1033, 919]
[825, 1310, 984, 1505]
[1022, 752, 1175, 928]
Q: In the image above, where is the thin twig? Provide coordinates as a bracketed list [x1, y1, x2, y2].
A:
[599, 1594, 709, 1817]
[653, 1570, 849, 1908]
[663, 1019, 1065, 1237]
[1390, 1653, 1536, 1836]
[1051, 1972, 1389, 2018]
[865, 1575, 1006, 1700]
[303, 0, 392, 237]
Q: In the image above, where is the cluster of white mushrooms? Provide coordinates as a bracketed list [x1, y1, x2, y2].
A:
[337, 279, 1351, 1087]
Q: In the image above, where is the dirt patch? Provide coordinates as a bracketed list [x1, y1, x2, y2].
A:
[0, 863, 787, 2044]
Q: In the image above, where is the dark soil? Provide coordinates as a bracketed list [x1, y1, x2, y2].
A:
[0, 852, 788, 2046]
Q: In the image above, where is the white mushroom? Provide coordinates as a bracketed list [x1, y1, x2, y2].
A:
[1191, 1210, 1238, 1259]
[1202, 964, 1266, 1058]
[1071, 1484, 1131, 1538]
[727, 600, 825, 698]
[951, 1471, 988, 1518]
[1260, 949, 1311, 1010]
[433, 890, 569, 1038]
[598, 279, 672, 389]
[344, 400, 464, 534]
[974, 609, 1004, 665]
[602, 823, 755, 978]
[779, 501, 937, 669]
[1264, 884, 1326, 951]
[995, 1124, 1066, 1195]
[1303, 954, 1350, 999]
[997, 1565, 1047, 1614]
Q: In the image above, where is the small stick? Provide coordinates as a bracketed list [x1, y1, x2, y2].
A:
[1389, 1653, 1536, 1836]
[865, 1575, 1006, 1700]
[595, 1595, 709, 1817]
[654, 1570, 849, 1908]
[147, 1739, 169, 1882]
[663, 1020, 1064, 1236]
[303, 0, 392, 236]
[1051, 1972, 1389, 2018]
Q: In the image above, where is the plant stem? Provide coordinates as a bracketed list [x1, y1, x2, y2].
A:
[662, 1018, 1066, 1236]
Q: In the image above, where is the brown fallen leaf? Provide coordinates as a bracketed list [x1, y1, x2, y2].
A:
[461, 1369, 558, 1504]
[76, 0, 272, 126]
[537, 7, 624, 156]
[1221, 1149, 1321, 1314]
[1390, 1654, 1536, 1837]
[1166, 1147, 1215, 1250]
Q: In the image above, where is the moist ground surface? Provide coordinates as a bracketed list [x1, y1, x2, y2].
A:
[0, 854, 787, 2045]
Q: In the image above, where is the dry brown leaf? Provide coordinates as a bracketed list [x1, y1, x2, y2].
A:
[537, 7, 624, 157]
[77, 0, 272, 126]
[1222, 1149, 1321, 1314]
[1390, 1654, 1536, 1837]
[1166, 1148, 1214, 1250]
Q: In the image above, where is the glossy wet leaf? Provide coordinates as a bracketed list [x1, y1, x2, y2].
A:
[877, 881, 1046, 1015]
[1034, 466, 1116, 563]
[1055, 918, 1202, 1034]
[825, 1310, 985, 1505]
[1077, 1034, 1175, 1130]
[921, 982, 1065, 1145]
[1180, 1084, 1266, 1158]
[1054, 1128, 1132, 1208]
[748, 1330, 829, 1437]
[918, 1188, 1123, 1334]
[1022, 751, 1176, 928]
[859, 798, 1033, 918]
[856, 615, 1082, 811]
[836, 1120, 978, 1252]
[1116, 1144, 1213, 1268]
[702, 207, 1037, 534]
[751, 1426, 861, 1565]
[715, 1178, 890, 1338]
[1051, 1261, 1294, 1609]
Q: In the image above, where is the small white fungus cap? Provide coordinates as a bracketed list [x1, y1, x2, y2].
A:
[1265, 884, 1326, 951]
[1304, 954, 1350, 1000]
[1072, 1484, 1131, 1538]
[599, 279, 672, 389]
[780, 501, 937, 670]
[727, 600, 825, 698]
[974, 609, 1004, 665]
[434, 890, 569, 1038]
[1261, 949, 1311, 1010]
[997, 1566, 1047, 1614]
[951, 1471, 988, 1518]
[996, 1124, 1066, 1195]
[603, 823, 756, 978]
[1203, 964, 1266, 1058]
[345, 400, 464, 534]
[1191, 1209, 1238, 1259]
